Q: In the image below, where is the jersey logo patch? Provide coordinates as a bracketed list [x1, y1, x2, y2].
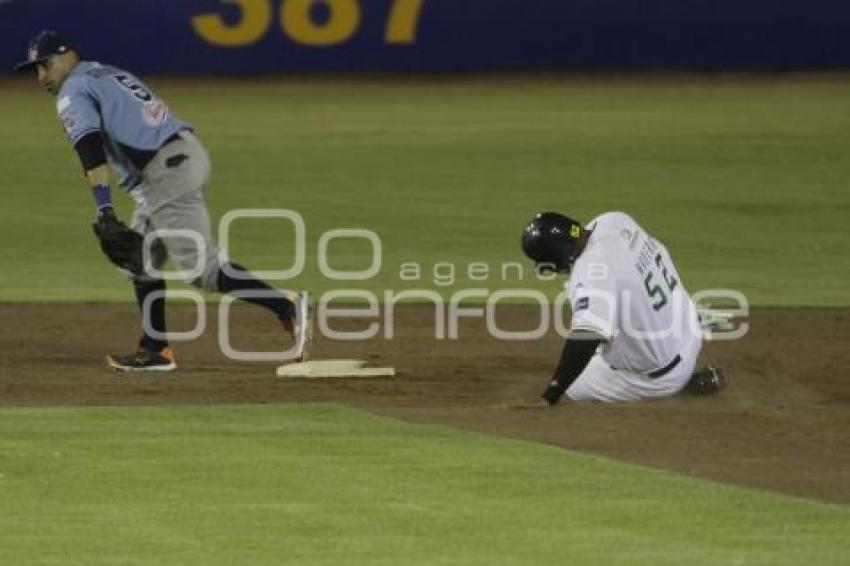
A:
[142, 99, 169, 127]
[56, 96, 71, 114]
[575, 296, 590, 311]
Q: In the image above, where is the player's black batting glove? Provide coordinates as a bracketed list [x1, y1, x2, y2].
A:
[92, 207, 145, 274]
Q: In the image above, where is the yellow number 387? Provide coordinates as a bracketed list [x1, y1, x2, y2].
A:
[192, 0, 426, 47]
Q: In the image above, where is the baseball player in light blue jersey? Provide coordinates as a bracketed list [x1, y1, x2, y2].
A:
[16, 30, 310, 371]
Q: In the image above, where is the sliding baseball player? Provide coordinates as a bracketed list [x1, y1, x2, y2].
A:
[521, 211, 725, 404]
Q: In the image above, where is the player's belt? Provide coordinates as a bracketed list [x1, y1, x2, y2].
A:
[159, 128, 192, 153]
[135, 129, 191, 172]
[160, 131, 183, 148]
[647, 354, 682, 379]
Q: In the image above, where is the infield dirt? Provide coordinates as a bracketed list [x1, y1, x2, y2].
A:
[1, 304, 847, 503]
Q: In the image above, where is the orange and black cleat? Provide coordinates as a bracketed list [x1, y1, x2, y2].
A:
[106, 346, 177, 372]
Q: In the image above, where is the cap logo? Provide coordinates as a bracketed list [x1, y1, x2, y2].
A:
[28, 46, 38, 62]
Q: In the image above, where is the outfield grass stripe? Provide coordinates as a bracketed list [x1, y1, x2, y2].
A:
[0, 404, 847, 565]
[2, 78, 849, 305]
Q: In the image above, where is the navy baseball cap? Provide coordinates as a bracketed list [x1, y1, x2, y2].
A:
[14, 30, 74, 71]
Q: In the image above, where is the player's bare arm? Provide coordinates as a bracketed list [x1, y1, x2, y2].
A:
[27, 40, 113, 213]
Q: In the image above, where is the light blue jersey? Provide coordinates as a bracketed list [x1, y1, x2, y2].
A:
[56, 61, 190, 189]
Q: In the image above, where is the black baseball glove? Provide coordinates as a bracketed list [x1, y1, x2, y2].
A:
[92, 208, 144, 274]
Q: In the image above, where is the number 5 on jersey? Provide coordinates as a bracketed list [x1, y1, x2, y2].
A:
[114, 74, 152, 102]
[644, 253, 678, 311]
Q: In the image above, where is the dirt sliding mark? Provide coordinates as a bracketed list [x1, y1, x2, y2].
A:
[0, 303, 847, 503]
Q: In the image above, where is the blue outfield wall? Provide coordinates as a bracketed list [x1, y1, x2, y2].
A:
[2, 0, 850, 74]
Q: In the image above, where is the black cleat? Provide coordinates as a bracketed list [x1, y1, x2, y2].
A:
[106, 346, 177, 372]
[683, 366, 726, 396]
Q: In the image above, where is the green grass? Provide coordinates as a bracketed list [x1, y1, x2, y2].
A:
[0, 404, 846, 566]
[2, 75, 849, 304]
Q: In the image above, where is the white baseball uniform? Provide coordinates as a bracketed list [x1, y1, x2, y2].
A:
[564, 212, 702, 402]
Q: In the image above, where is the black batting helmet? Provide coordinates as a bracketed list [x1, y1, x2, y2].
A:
[521, 212, 584, 274]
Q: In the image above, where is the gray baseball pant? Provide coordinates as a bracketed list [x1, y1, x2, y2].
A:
[129, 130, 222, 291]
